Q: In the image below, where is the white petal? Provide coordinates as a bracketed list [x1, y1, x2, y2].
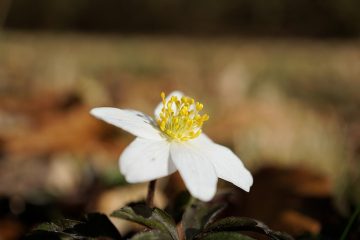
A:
[120, 137, 176, 182]
[90, 107, 163, 140]
[170, 142, 217, 201]
[195, 133, 213, 144]
[191, 138, 253, 192]
[154, 91, 184, 119]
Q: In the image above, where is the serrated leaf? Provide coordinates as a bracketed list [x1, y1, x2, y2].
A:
[200, 232, 255, 240]
[131, 230, 173, 240]
[203, 217, 294, 240]
[182, 199, 226, 240]
[34, 222, 63, 232]
[35, 219, 82, 232]
[111, 203, 178, 240]
[29, 220, 85, 240]
[27, 213, 122, 240]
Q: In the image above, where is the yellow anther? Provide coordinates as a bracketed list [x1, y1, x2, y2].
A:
[194, 130, 202, 137]
[186, 119, 193, 126]
[202, 114, 209, 121]
[160, 121, 166, 130]
[181, 107, 188, 116]
[167, 101, 172, 109]
[196, 102, 203, 111]
[157, 91, 209, 141]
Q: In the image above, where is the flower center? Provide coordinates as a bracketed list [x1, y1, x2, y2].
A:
[157, 92, 209, 141]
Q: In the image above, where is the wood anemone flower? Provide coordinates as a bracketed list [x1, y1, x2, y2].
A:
[90, 91, 253, 201]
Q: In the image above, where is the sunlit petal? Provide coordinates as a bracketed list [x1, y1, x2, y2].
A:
[170, 142, 217, 201]
[191, 138, 253, 192]
[91, 107, 163, 140]
[120, 137, 176, 182]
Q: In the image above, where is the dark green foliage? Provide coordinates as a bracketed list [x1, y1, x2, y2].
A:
[131, 230, 173, 240]
[111, 203, 178, 240]
[35, 219, 81, 232]
[165, 191, 192, 223]
[26, 213, 122, 240]
[203, 217, 293, 240]
[182, 199, 226, 240]
[109, 197, 293, 240]
[26, 195, 294, 240]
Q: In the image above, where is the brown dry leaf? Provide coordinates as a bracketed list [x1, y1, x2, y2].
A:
[279, 210, 321, 236]
[0, 218, 24, 240]
[5, 106, 107, 156]
[220, 167, 333, 236]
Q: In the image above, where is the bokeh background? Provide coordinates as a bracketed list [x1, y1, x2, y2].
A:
[0, 1, 359, 239]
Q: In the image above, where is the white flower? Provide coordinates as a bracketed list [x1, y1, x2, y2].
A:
[90, 91, 253, 201]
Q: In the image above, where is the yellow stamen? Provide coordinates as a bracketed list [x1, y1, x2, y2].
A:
[157, 92, 209, 141]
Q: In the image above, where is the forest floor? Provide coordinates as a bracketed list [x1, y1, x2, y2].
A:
[0, 32, 359, 239]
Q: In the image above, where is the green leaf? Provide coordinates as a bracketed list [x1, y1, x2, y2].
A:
[182, 199, 226, 240]
[203, 217, 294, 240]
[131, 230, 173, 240]
[111, 203, 179, 240]
[204, 217, 263, 233]
[35, 219, 81, 232]
[165, 191, 191, 223]
[68, 213, 123, 239]
[200, 232, 255, 240]
[269, 231, 294, 240]
[26, 213, 122, 240]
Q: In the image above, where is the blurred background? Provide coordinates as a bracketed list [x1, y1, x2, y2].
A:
[0, 0, 359, 239]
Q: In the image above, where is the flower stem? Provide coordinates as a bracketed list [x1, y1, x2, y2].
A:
[146, 180, 157, 208]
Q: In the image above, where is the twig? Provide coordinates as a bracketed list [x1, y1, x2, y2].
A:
[340, 204, 360, 240]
